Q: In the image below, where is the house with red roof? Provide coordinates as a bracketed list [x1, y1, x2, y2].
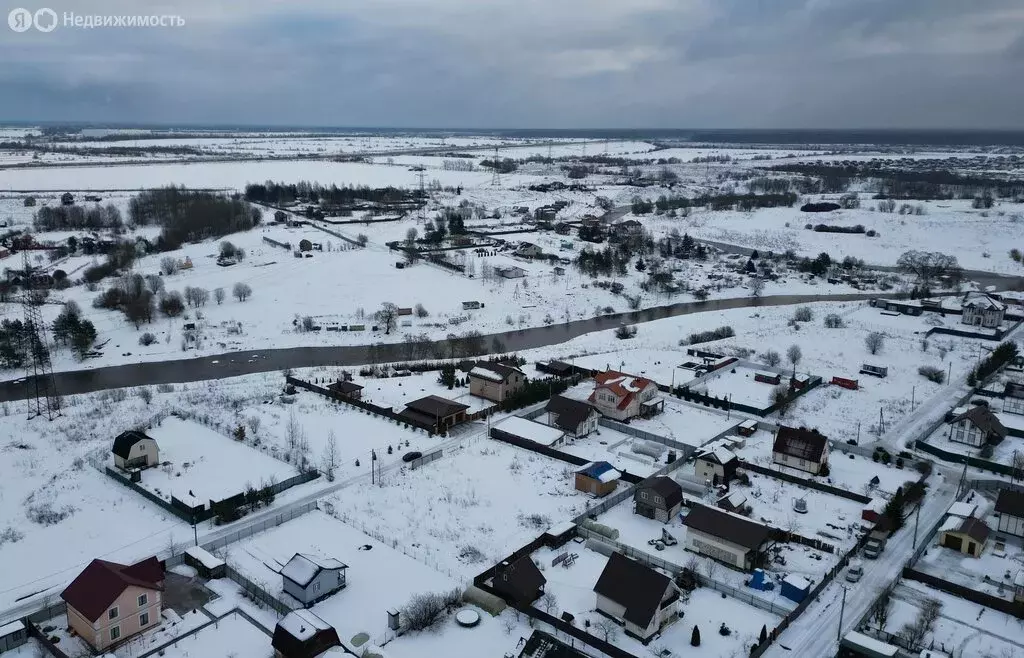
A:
[587, 371, 663, 421]
[60, 557, 164, 652]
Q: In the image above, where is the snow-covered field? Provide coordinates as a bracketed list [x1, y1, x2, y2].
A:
[152, 612, 272, 658]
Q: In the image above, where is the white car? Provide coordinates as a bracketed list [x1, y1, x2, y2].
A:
[846, 561, 864, 583]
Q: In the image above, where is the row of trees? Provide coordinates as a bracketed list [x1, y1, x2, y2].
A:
[33, 203, 124, 231]
[127, 187, 262, 251]
[94, 272, 253, 328]
[243, 181, 419, 206]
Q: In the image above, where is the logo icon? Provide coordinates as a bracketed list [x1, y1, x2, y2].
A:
[8, 7, 32, 32]
[33, 8, 57, 32]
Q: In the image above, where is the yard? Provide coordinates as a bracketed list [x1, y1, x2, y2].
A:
[628, 397, 739, 448]
[135, 416, 300, 504]
[698, 365, 781, 410]
[142, 612, 272, 658]
[225, 510, 459, 647]
[558, 425, 669, 478]
[326, 438, 592, 579]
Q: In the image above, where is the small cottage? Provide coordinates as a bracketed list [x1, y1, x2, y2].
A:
[468, 362, 526, 402]
[281, 554, 348, 607]
[683, 504, 771, 571]
[1003, 382, 1024, 416]
[112, 430, 159, 470]
[948, 406, 1006, 447]
[0, 620, 28, 655]
[772, 426, 829, 475]
[693, 444, 738, 486]
[399, 396, 469, 432]
[575, 462, 621, 497]
[489, 556, 546, 606]
[938, 515, 990, 557]
[996, 489, 1024, 537]
[544, 395, 600, 438]
[272, 610, 341, 658]
[633, 477, 683, 523]
[593, 552, 678, 643]
[717, 490, 748, 515]
[327, 380, 363, 400]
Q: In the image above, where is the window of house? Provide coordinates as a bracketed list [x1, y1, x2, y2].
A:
[138, 594, 147, 607]
[108, 607, 119, 620]
[139, 612, 149, 627]
[654, 496, 662, 505]
[640, 491, 648, 500]
[110, 626, 121, 641]
[313, 582, 321, 592]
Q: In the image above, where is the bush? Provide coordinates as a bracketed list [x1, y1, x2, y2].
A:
[980, 444, 994, 459]
[792, 306, 813, 322]
[918, 365, 945, 384]
[687, 326, 735, 345]
[763, 349, 781, 367]
[615, 324, 638, 340]
[823, 313, 845, 328]
[139, 332, 157, 346]
[402, 589, 462, 631]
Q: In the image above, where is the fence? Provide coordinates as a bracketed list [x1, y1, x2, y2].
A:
[738, 460, 872, 504]
[25, 618, 69, 658]
[915, 440, 1021, 477]
[262, 236, 291, 250]
[902, 568, 1024, 618]
[105, 465, 204, 524]
[197, 500, 320, 556]
[225, 565, 296, 617]
[597, 417, 697, 456]
[409, 448, 443, 470]
[287, 376, 437, 435]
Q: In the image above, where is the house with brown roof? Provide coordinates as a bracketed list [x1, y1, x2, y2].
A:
[468, 362, 526, 403]
[398, 395, 469, 432]
[544, 395, 599, 438]
[694, 443, 738, 485]
[327, 380, 363, 400]
[60, 557, 164, 652]
[588, 371, 663, 421]
[593, 552, 679, 643]
[772, 426, 830, 475]
[961, 292, 1006, 328]
[948, 406, 1007, 447]
[683, 504, 772, 571]
[112, 430, 159, 470]
[272, 609, 341, 658]
[996, 489, 1024, 537]
[489, 555, 546, 606]
[1003, 382, 1024, 416]
[633, 477, 683, 523]
[939, 515, 990, 557]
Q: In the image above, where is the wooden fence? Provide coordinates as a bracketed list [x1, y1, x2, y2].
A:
[287, 376, 438, 435]
[902, 568, 1024, 619]
[738, 459, 873, 504]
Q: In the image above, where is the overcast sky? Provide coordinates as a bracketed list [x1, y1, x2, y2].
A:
[2, 0, 1023, 129]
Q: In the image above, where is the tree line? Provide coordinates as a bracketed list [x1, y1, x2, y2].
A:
[34, 203, 124, 231]
[128, 186, 261, 251]
[770, 162, 1024, 199]
[244, 180, 421, 206]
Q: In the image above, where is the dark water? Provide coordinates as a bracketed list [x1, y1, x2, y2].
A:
[12, 122, 1024, 147]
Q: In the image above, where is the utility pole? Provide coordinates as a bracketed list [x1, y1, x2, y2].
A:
[912, 499, 922, 549]
[491, 146, 501, 187]
[856, 421, 861, 444]
[836, 586, 847, 643]
[947, 361, 952, 385]
[911, 386, 915, 411]
[192, 523, 198, 547]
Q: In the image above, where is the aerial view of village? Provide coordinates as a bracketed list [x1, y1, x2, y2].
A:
[2, 3, 1024, 658]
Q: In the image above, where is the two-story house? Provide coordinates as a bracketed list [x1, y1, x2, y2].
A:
[961, 292, 1006, 328]
[61, 557, 164, 652]
[633, 477, 683, 523]
[948, 406, 1007, 448]
[693, 443, 738, 486]
[468, 362, 527, 403]
[772, 426, 830, 475]
[111, 430, 160, 470]
[593, 552, 679, 643]
[588, 371, 663, 421]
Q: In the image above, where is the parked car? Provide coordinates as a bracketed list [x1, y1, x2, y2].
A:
[402, 451, 423, 463]
[845, 561, 864, 583]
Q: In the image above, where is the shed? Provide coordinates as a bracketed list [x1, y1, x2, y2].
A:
[754, 371, 782, 385]
[574, 461, 621, 497]
[272, 610, 341, 658]
[839, 630, 898, 658]
[281, 554, 348, 606]
[0, 620, 27, 654]
[491, 416, 565, 448]
[183, 546, 226, 579]
[780, 575, 810, 603]
[737, 419, 758, 437]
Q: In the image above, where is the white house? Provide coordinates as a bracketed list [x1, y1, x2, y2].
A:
[593, 552, 679, 642]
[281, 554, 348, 607]
[772, 426, 829, 475]
[588, 371, 663, 421]
[961, 292, 1006, 328]
[948, 406, 1006, 447]
[693, 443, 738, 486]
[996, 489, 1024, 537]
[544, 395, 600, 438]
[683, 504, 772, 571]
[111, 430, 160, 470]
[1003, 382, 1024, 416]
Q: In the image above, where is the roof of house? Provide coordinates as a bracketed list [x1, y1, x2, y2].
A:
[61, 557, 164, 622]
[545, 395, 596, 431]
[328, 380, 363, 394]
[962, 292, 1006, 311]
[773, 426, 829, 462]
[588, 371, 656, 410]
[995, 488, 1024, 517]
[281, 554, 347, 588]
[493, 556, 546, 602]
[947, 501, 978, 519]
[576, 461, 621, 483]
[634, 476, 683, 509]
[545, 360, 575, 375]
[404, 395, 470, 418]
[717, 491, 748, 512]
[1005, 382, 1024, 400]
[111, 430, 155, 458]
[494, 416, 565, 447]
[469, 361, 524, 383]
[951, 406, 1007, 438]
[954, 516, 991, 544]
[272, 610, 340, 658]
[683, 504, 772, 551]
[696, 445, 738, 466]
[593, 552, 672, 628]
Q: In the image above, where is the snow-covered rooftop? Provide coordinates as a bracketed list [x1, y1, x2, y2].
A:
[947, 501, 978, 519]
[279, 608, 333, 641]
[783, 575, 810, 590]
[184, 546, 224, 570]
[495, 416, 565, 446]
[281, 553, 346, 587]
[842, 631, 898, 657]
[469, 366, 504, 383]
[0, 619, 24, 636]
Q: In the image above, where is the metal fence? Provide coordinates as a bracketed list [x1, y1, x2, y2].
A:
[224, 565, 296, 617]
[198, 500, 320, 555]
[597, 417, 696, 455]
[409, 448, 443, 470]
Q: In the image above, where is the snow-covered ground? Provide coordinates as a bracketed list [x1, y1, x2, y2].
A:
[152, 612, 272, 658]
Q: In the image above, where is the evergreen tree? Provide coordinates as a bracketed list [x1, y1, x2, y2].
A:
[883, 486, 906, 530]
[691, 625, 701, 647]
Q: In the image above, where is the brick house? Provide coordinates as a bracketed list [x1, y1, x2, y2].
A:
[468, 362, 526, 403]
[588, 371, 663, 421]
[60, 557, 164, 652]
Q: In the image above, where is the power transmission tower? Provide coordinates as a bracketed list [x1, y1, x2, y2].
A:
[604, 138, 610, 154]
[491, 146, 501, 187]
[581, 142, 587, 159]
[20, 252, 60, 420]
[547, 144, 553, 160]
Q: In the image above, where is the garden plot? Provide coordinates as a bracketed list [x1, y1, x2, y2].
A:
[534, 544, 783, 657]
[327, 439, 591, 579]
[732, 432, 911, 495]
[558, 425, 667, 478]
[138, 612, 271, 658]
[381, 607, 533, 658]
[135, 416, 299, 504]
[697, 365, 778, 410]
[628, 398, 738, 448]
[550, 349, 697, 388]
[226, 510, 458, 646]
[358, 372, 495, 416]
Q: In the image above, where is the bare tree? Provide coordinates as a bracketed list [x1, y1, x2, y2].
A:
[763, 350, 781, 367]
[322, 430, 339, 482]
[136, 387, 153, 405]
[214, 287, 225, 305]
[160, 256, 178, 275]
[145, 275, 164, 296]
[233, 282, 252, 301]
[537, 591, 558, 615]
[787, 344, 802, 371]
[771, 384, 792, 417]
[593, 617, 618, 642]
[286, 412, 302, 451]
[750, 277, 766, 299]
[194, 287, 210, 307]
[375, 302, 399, 334]
[870, 590, 892, 630]
[246, 415, 261, 436]
[866, 331, 885, 355]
